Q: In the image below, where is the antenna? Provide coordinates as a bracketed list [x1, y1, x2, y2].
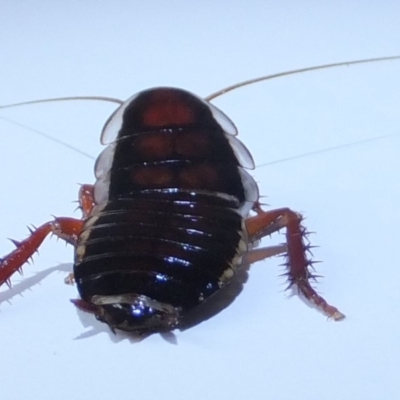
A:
[0, 96, 124, 110]
[205, 56, 400, 101]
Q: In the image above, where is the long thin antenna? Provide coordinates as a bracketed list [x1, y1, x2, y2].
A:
[257, 132, 400, 168]
[0, 96, 124, 110]
[205, 56, 400, 101]
[0, 116, 96, 160]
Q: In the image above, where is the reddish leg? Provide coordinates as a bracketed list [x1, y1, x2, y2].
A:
[79, 184, 95, 218]
[0, 217, 84, 287]
[245, 207, 345, 321]
[0, 184, 95, 288]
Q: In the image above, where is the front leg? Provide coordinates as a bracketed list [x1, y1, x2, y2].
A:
[245, 207, 345, 321]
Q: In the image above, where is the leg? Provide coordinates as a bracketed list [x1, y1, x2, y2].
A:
[0, 184, 95, 288]
[243, 245, 287, 264]
[62, 184, 95, 287]
[245, 207, 345, 321]
[0, 217, 84, 287]
[79, 184, 95, 218]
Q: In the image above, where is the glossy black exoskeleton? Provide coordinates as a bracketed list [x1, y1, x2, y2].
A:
[74, 88, 260, 332]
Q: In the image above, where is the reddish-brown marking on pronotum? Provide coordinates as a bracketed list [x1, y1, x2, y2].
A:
[141, 89, 197, 127]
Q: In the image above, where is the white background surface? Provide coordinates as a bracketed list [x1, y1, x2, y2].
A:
[1, 2, 400, 400]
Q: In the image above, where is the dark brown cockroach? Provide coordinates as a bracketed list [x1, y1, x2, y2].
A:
[0, 56, 399, 334]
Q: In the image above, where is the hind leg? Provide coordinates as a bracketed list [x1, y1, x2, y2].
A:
[245, 207, 345, 321]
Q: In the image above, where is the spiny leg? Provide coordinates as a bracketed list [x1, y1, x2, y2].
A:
[0, 217, 84, 288]
[245, 207, 345, 321]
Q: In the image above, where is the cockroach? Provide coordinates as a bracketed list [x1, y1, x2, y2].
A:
[0, 56, 399, 334]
